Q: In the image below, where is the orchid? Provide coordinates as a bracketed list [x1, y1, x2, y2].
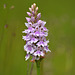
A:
[22, 3, 51, 62]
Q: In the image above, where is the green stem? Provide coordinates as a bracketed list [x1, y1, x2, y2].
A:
[40, 59, 43, 75]
[36, 60, 40, 75]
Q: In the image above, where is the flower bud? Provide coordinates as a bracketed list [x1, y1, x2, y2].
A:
[36, 7, 38, 11]
[26, 17, 31, 22]
[37, 13, 41, 19]
[31, 17, 35, 22]
[29, 8, 32, 12]
[32, 11, 35, 15]
[31, 5, 34, 10]
[33, 3, 36, 8]
[27, 12, 31, 16]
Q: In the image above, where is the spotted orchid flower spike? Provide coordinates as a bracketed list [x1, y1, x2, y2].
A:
[22, 3, 51, 62]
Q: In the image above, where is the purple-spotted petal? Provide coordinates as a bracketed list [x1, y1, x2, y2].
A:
[41, 26, 48, 31]
[29, 32, 35, 36]
[25, 22, 32, 28]
[40, 32, 45, 37]
[22, 35, 30, 41]
[23, 27, 35, 33]
[25, 54, 30, 60]
[25, 23, 29, 27]
[34, 50, 41, 56]
[24, 44, 27, 51]
[38, 20, 46, 26]
[31, 38, 38, 43]
[37, 41, 44, 47]
[26, 45, 34, 54]
[44, 46, 51, 52]
[23, 29, 30, 33]
[34, 31, 40, 36]
[28, 27, 35, 32]
[43, 27, 48, 31]
[44, 40, 49, 46]
[27, 41, 32, 45]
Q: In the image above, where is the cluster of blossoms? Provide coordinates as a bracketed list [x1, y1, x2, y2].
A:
[22, 3, 51, 62]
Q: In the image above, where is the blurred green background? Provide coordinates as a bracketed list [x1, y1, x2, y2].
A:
[0, 0, 75, 75]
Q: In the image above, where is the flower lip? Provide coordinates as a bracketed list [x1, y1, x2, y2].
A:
[34, 31, 40, 36]
[25, 54, 30, 60]
[22, 35, 30, 41]
[23, 27, 35, 33]
[30, 37, 38, 43]
[36, 41, 45, 47]
[44, 46, 51, 52]
[25, 45, 34, 54]
[38, 20, 46, 26]
[34, 50, 41, 56]
[25, 22, 32, 28]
